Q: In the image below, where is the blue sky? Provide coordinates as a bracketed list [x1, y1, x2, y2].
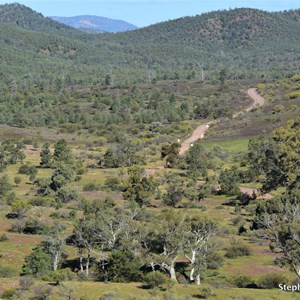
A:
[1, 0, 299, 27]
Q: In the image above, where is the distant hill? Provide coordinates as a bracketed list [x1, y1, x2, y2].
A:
[0, 4, 300, 84]
[0, 3, 84, 38]
[112, 8, 300, 49]
[50, 15, 138, 33]
[103, 8, 300, 78]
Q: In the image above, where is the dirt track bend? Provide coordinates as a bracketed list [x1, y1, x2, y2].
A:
[179, 88, 265, 155]
[178, 88, 271, 198]
[146, 88, 266, 180]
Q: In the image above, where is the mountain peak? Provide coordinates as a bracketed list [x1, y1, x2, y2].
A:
[50, 15, 138, 33]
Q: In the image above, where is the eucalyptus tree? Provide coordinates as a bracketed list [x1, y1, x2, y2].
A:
[184, 215, 218, 285]
[143, 209, 187, 282]
[248, 117, 300, 193]
[123, 166, 156, 207]
[250, 117, 300, 278]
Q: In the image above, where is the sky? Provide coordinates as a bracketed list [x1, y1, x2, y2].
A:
[0, 0, 299, 27]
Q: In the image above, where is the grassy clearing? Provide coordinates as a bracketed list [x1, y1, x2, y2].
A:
[202, 138, 249, 153]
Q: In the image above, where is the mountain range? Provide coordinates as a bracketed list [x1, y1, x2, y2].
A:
[0, 3, 300, 84]
[50, 15, 138, 33]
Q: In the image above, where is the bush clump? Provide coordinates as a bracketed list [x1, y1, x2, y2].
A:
[1, 288, 17, 299]
[19, 276, 34, 291]
[0, 233, 9, 242]
[198, 285, 216, 299]
[34, 284, 52, 300]
[42, 268, 75, 284]
[143, 271, 167, 289]
[0, 266, 18, 278]
[225, 239, 251, 258]
[233, 275, 256, 288]
[258, 273, 287, 289]
[99, 291, 118, 300]
[82, 182, 100, 192]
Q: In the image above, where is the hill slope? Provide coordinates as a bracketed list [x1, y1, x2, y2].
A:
[0, 5, 300, 84]
[112, 8, 300, 48]
[51, 15, 138, 33]
[0, 3, 85, 38]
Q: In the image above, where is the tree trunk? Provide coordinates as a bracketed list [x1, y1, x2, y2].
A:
[79, 253, 84, 272]
[150, 262, 155, 272]
[53, 253, 59, 271]
[189, 250, 196, 282]
[170, 261, 177, 282]
[161, 261, 178, 282]
[190, 268, 195, 282]
[195, 274, 201, 285]
[85, 252, 90, 276]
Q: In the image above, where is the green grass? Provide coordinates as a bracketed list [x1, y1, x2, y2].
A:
[0, 279, 298, 300]
[202, 138, 249, 153]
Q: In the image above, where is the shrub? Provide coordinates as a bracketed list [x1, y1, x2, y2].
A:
[258, 273, 287, 289]
[19, 276, 34, 290]
[207, 252, 224, 270]
[0, 266, 18, 278]
[29, 197, 54, 207]
[101, 250, 142, 283]
[49, 211, 70, 219]
[219, 168, 240, 195]
[34, 284, 52, 300]
[55, 187, 79, 204]
[83, 182, 100, 192]
[272, 105, 285, 114]
[99, 291, 118, 300]
[231, 216, 244, 226]
[233, 275, 256, 288]
[162, 291, 177, 300]
[42, 269, 75, 284]
[144, 271, 166, 289]
[283, 91, 300, 100]
[9, 219, 25, 233]
[1, 288, 17, 299]
[22, 245, 52, 275]
[0, 233, 9, 242]
[104, 177, 121, 191]
[198, 286, 216, 299]
[18, 164, 37, 176]
[22, 219, 49, 235]
[14, 176, 22, 185]
[69, 210, 77, 218]
[225, 239, 251, 258]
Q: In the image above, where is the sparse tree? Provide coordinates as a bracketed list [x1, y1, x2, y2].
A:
[161, 142, 180, 167]
[40, 142, 52, 168]
[123, 166, 156, 207]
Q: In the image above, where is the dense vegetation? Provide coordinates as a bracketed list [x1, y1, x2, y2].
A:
[1, 4, 300, 85]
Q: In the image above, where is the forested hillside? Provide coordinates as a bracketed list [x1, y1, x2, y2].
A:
[0, 4, 300, 85]
[0, 3, 83, 37]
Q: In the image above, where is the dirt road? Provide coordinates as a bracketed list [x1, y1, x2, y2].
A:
[247, 88, 265, 107]
[240, 187, 273, 200]
[178, 121, 215, 155]
[179, 88, 265, 155]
